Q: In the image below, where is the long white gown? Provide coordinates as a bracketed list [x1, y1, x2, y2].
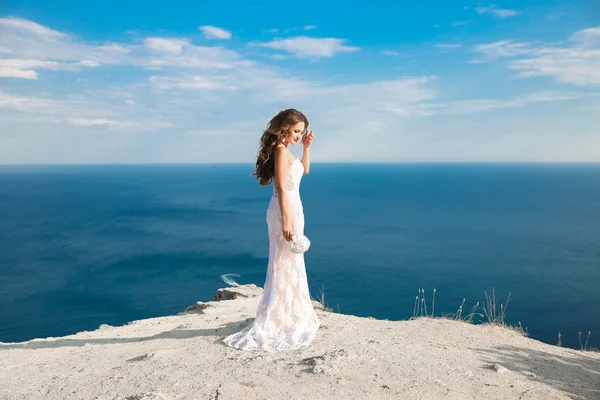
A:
[223, 157, 321, 352]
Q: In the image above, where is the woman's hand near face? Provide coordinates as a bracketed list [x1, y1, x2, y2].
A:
[302, 130, 314, 148]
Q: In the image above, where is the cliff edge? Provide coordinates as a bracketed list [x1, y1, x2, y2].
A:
[1, 284, 598, 400]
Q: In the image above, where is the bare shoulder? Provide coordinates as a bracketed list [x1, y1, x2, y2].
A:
[274, 144, 293, 165]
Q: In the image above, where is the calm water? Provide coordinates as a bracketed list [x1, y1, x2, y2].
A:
[0, 163, 598, 350]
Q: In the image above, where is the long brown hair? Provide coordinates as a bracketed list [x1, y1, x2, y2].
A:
[252, 108, 309, 186]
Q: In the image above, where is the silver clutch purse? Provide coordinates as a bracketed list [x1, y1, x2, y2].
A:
[288, 234, 311, 254]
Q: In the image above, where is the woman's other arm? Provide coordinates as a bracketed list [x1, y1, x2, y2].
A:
[274, 146, 293, 241]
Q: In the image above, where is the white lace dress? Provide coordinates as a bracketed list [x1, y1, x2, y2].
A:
[223, 157, 321, 352]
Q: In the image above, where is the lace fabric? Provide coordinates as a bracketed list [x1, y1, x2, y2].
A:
[223, 158, 321, 352]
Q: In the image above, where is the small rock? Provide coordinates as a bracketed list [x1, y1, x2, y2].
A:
[493, 363, 510, 374]
[126, 353, 152, 362]
[213, 284, 263, 301]
[299, 349, 358, 375]
[183, 301, 210, 314]
[98, 324, 112, 330]
[124, 392, 170, 400]
[521, 371, 536, 378]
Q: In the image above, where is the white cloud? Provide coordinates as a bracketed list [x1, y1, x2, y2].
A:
[0, 18, 242, 78]
[143, 38, 189, 55]
[0, 17, 129, 77]
[0, 58, 102, 79]
[303, 25, 317, 31]
[510, 48, 600, 86]
[0, 67, 38, 79]
[0, 91, 63, 111]
[428, 92, 583, 115]
[261, 36, 360, 58]
[0, 17, 89, 62]
[143, 46, 242, 69]
[571, 27, 600, 48]
[96, 44, 131, 56]
[0, 17, 67, 40]
[475, 6, 519, 18]
[382, 51, 400, 56]
[1, 18, 598, 163]
[75, 60, 101, 67]
[0, 90, 165, 134]
[0, 59, 61, 69]
[473, 27, 600, 86]
[473, 40, 531, 58]
[199, 26, 232, 40]
[66, 117, 139, 129]
[435, 44, 462, 49]
[148, 75, 238, 90]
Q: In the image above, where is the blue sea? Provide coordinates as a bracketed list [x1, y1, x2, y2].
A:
[0, 163, 598, 350]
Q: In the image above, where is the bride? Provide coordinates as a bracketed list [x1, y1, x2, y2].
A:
[222, 108, 321, 352]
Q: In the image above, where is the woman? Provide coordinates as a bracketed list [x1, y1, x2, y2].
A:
[223, 108, 321, 352]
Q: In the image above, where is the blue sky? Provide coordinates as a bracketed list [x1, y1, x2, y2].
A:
[1, 0, 599, 163]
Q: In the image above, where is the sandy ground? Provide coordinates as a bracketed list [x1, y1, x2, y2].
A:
[1, 284, 598, 400]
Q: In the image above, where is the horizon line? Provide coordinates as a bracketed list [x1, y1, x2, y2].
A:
[1, 161, 600, 166]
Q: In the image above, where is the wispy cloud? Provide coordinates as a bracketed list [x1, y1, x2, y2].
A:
[66, 117, 140, 130]
[0, 67, 38, 79]
[435, 43, 462, 49]
[198, 25, 232, 40]
[143, 38, 189, 54]
[571, 27, 600, 48]
[1, 17, 598, 163]
[382, 50, 400, 56]
[0, 59, 100, 79]
[473, 40, 531, 59]
[0, 91, 61, 111]
[260, 36, 360, 58]
[429, 91, 583, 115]
[0, 17, 67, 40]
[303, 25, 317, 31]
[0, 19, 435, 140]
[0, 17, 114, 78]
[451, 21, 471, 27]
[473, 27, 600, 86]
[0, 17, 245, 78]
[475, 6, 519, 18]
[148, 75, 238, 91]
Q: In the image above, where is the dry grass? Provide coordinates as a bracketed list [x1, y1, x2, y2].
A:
[310, 283, 334, 312]
[578, 331, 593, 352]
[409, 287, 600, 352]
[410, 288, 484, 325]
[411, 287, 529, 337]
[314, 284, 596, 353]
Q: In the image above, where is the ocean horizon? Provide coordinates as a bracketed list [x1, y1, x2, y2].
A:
[1, 162, 598, 350]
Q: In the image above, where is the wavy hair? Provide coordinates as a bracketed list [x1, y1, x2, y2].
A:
[252, 109, 309, 186]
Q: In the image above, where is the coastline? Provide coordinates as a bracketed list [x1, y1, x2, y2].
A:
[1, 284, 598, 400]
